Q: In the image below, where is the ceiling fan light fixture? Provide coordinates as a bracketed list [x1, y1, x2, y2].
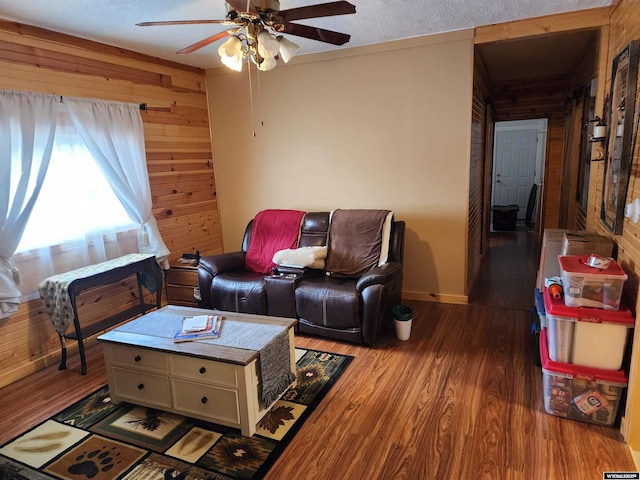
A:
[277, 36, 299, 63]
[218, 35, 244, 71]
[257, 55, 277, 71]
[257, 30, 280, 58]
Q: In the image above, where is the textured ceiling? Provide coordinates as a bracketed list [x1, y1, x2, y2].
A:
[0, 0, 611, 69]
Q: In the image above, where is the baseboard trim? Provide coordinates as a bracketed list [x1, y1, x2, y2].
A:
[629, 445, 640, 471]
[0, 353, 58, 389]
[0, 337, 88, 389]
[402, 291, 468, 305]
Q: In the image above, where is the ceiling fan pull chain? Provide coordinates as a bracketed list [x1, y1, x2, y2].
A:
[247, 61, 256, 137]
[256, 67, 264, 128]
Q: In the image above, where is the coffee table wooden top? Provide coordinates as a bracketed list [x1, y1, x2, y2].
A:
[97, 305, 296, 366]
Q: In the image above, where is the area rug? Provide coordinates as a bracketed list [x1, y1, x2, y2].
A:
[0, 348, 352, 480]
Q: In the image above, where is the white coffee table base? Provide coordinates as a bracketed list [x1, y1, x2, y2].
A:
[98, 306, 296, 436]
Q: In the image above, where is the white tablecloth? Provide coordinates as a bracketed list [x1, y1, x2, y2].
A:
[39, 253, 155, 335]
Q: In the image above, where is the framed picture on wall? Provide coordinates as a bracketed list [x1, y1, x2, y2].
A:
[601, 40, 640, 234]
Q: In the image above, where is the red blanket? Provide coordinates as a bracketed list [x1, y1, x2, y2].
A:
[245, 209, 305, 274]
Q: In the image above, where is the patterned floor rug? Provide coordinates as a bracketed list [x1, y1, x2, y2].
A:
[0, 348, 352, 480]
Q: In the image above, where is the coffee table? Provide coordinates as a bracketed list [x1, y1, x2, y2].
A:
[97, 305, 296, 436]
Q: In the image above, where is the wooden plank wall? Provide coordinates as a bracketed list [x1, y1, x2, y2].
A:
[587, 0, 640, 447]
[0, 21, 223, 388]
[475, 8, 610, 231]
[467, 50, 491, 294]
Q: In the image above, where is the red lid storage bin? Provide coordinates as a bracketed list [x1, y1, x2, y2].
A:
[540, 330, 627, 426]
[559, 255, 627, 310]
[543, 287, 633, 370]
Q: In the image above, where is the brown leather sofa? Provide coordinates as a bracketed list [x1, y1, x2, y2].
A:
[198, 211, 405, 345]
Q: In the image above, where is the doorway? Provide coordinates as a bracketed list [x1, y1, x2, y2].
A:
[491, 119, 547, 231]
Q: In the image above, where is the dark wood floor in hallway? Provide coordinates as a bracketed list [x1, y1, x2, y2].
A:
[0, 230, 635, 479]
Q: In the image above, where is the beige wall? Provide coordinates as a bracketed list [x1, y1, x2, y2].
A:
[206, 29, 474, 303]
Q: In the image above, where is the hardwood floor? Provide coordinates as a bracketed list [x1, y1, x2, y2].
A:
[0, 230, 636, 479]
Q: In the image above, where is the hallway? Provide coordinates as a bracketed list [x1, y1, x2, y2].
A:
[470, 230, 541, 310]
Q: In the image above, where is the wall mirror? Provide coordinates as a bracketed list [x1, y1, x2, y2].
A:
[601, 40, 639, 234]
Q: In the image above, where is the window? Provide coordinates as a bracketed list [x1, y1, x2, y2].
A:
[2, 92, 169, 313]
[12, 106, 138, 300]
[16, 108, 135, 252]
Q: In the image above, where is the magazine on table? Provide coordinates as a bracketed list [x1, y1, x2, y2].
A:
[173, 314, 222, 342]
[181, 314, 214, 333]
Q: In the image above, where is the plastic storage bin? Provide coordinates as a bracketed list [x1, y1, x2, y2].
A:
[540, 330, 627, 426]
[543, 287, 633, 369]
[534, 288, 546, 329]
[559, 255, 628, 310]
[537, 229, 569, 290]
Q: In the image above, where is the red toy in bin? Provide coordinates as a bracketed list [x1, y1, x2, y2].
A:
[540, 330, 627, 426]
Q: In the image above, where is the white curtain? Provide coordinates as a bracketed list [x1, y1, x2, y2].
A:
[12, 106, 139, 303]
[0, 90, 59, 319]
[64, 97, 170, 268]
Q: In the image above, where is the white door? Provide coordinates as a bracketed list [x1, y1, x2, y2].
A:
[492, 120, 546, 222]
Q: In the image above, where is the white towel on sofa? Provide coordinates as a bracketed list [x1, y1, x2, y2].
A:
[273, 246, 327, 269]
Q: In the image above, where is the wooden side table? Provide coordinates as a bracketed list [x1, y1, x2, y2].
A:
[165, 261, 199, 307]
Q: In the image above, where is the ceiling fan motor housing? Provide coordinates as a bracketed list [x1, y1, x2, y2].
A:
[226, 0, 281, 14]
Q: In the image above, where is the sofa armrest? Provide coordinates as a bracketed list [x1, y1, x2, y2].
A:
[273, 265, 306, 276]
[198, 252, 246, 308]
[356, 262, 402, 292]
[199, 252, 246, 276]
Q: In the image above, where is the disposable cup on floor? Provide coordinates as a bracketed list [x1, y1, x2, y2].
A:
[393, 305, 413, 341]
[395, 318, 412, 340]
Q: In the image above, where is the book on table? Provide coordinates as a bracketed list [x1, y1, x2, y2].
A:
[173, 314, 222, 342]
[181, 314, 214, 333]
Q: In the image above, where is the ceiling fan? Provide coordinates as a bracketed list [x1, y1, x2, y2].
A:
[137, 0, 356, 71]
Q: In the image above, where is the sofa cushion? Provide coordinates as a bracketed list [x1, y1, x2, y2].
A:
[211, 272, 267, 314]
[298, 212, 330, 247]
[295, 276, 360, 329]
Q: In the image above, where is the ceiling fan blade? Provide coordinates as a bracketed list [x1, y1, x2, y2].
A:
[226, 0, 258, 14]
[283, 23, 351, 46]
[137, 20, 227, 26]
[278, 1, 356, 23]
[177, 30, 231, 54]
